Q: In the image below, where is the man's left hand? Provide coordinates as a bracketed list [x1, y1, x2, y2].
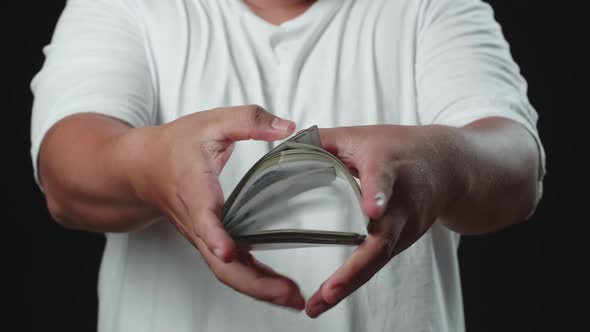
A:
[306, 124, 466, 318]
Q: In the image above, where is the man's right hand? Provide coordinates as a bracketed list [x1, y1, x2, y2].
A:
[131, 105, 306, 310]
[39, 105, 305, 310]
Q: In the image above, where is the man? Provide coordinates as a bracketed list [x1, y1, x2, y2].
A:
[31, 0, 545, 330]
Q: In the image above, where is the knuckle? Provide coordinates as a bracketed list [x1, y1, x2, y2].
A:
[247, 105, 265, 125]
[241, 105, 266, 139]
[247, 104, 264, 113]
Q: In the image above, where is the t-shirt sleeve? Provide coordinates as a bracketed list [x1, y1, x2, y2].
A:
[30, 0, 156, 188]
[415, 0, 546, 182]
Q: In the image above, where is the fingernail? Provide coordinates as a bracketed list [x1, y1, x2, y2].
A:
[271, 117, 294, 132]
[375, 192, 387, 207]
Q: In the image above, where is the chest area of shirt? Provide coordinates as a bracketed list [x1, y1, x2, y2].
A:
[146, 1, 417, 126]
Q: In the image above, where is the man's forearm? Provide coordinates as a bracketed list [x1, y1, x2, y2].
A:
[438, 117, 541, 235]
[39, 113, 158, 232]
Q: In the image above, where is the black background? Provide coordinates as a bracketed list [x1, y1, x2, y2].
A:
[3, 1, 588, 331]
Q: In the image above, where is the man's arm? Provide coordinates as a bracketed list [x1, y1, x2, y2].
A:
[32, 0, 307, 311]
[38, 107, 307, 311]
[39, 113, 157, 232]
[438, 116, 541, 234]
[306, 0, 546, 317]
[306, 116, 541, 318]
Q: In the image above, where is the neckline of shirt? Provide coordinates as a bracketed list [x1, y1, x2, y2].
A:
[229, 0, 344, 35]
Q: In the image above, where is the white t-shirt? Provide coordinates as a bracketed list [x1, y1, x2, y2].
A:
[30, 0, 545, 331]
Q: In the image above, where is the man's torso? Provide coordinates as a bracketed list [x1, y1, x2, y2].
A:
[98, 1, 464, 331]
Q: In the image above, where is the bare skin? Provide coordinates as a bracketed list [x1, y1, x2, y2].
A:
[38, 0, 541, 319]
[244, 0, 316, 25]
[306, 119, 540, 317]
[39, 109, 540, 316]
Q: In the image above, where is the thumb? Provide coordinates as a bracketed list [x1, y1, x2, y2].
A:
[216, 105, 295, 142]
[358, 161, 395, 220]
[318, 127, 351, 156]
[319, 127, 395, 220]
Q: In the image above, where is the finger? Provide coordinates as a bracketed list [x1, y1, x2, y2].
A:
[177, 171, 236, 263]
[212, 105, 296, 142]
[306, 286, 335, 319]
[307, 208, 405, 318]
[318, 127, 365, 178]
[196, 238, 306, 310]
[317, 127, 353, 157]
[305, 234, 392, 318]
[320, 127, 395, 218]
[195, 208, 237, 263]
[358, 160, 396, 220]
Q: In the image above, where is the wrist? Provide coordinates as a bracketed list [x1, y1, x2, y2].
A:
[425, 124, 472, 217]
[113, 125, 160, 209]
